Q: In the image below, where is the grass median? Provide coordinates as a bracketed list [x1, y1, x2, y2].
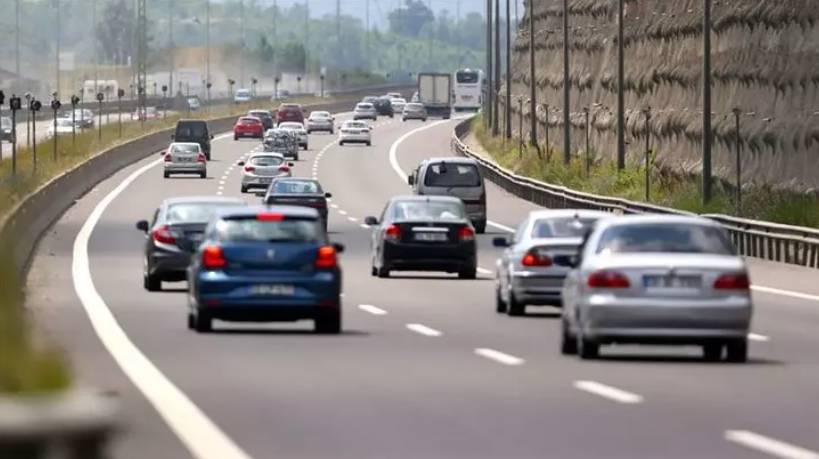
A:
[472, 116, 819, 228]
[0, 95, 333, 394]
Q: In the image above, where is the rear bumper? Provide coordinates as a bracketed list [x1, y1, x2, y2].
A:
[383, 241, 475, 272]
[307, 124, 332, 132]
[339, 134, 371, 143]
[402, 113, 427, 120]
[235, 130, 263, 138]
[165, 163, 206, 174]
[149, 251, 192, 280]
[510, 272, 567, 305]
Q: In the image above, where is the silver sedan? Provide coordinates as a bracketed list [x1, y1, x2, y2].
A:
[561, 215, 753, 362]
[494, 210, 610, 316]
[163, 142, 207, 179]
[238, 153, 292, 193]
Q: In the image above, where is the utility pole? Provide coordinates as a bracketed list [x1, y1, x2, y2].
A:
[137, 0, 147, 118]
[241, 0, 246, 88]
[55, 0, 60, 96]
[169, 0, 175, 95]
[93, 0, 98, 95]
[528, 0, 537, 147]
[492, 0, 501, 137]
[485, 0, 493, 128]
[456, 0, 461, 68]
[428, 0, 433, 65]
[304, 0, 310, 78]
[505, 0, 511, 139]
[336, 0, 341, 72]
[702, 0, 714, 203]
[15, 0, 20, 77]
[365, 0, 370, 70]
[562, 0, 571, 164]
[273, 0, 278, 76]
[616, 0, 626, 170]
[206, 0, 211, 89]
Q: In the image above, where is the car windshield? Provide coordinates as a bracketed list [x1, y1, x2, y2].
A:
[216, 218, 320, 243]
[271, 180, 322, 194]
[392, 200, 466, 221]
[250, 155, 284, 166]
[423, 163, 481, 188]
[240, 118, 260, 124]
[250, 112, 270, 119]
[357, 104, 373, 110]
[406, 103, 424, 110]
[532, 217, 599, 238]
[596, 223, 735, 255]
[310, 112, 330, 119]
[171, 144, 200, 154]
[176, 123, 207, 138]
[166, 203, 243, 224]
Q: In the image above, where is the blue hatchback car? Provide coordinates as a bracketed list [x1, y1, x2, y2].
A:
[187, 206, 343, 333]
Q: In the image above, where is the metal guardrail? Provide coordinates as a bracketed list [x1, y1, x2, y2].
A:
[451, 119, 819, 269]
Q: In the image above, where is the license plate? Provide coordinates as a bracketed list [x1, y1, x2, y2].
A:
[259, 177, 272, 184]
[415, 232, 448, 242]
[644, 275, 701, 289]
[251, 284, 295, 296]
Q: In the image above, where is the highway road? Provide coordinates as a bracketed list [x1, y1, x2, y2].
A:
[25, 108, 819, 459]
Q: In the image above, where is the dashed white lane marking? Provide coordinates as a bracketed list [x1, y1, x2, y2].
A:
[72, 157, 252, 459]
[748, 333, 771, 342]
[752, 285, 819, 303]
[574, 380, 644, 404]
[358, 304, 388, 316]
[331, 204, 339, 209]
[477, 267, 493, 275]
[406, 323, 443, 337]
[360, 224, 370, 229]
[347, 217, 358, 222]
[474, 348, 525, 366]
[725, 430, 819, 459]
[338, 210, 348, 216]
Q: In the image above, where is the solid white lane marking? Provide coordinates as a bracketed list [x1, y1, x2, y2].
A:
[216, 191, 223, 196]
[475, 348, 525, 366]
[338, 210, 348, 216]
[748, 333, 771, 342]
[752, 285, 819, 303]
[488, 221, 515, 233]
[574, 380, 643, 404]
[406, 323, 443, 337]
[72, 158, 252, 459]
[358, 304, 387, 316]
[725, 430, 819, 459]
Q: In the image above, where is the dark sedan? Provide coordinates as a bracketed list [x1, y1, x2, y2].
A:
[264, 178, 332, 231]
[365, 196, 477, 279]
[136, 196, 246, 291]
[248, 110, 275, 131]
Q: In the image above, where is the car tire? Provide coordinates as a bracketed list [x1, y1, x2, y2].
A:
[495, 287, 507, 313]
[187, 313, 195, 330]
[377, 263, 390, 278]
[458, 265, 477, 279]
[143, 272, 161, 291]
[561, 319, 578, 355]
[163, 171, 170, 179]
[506, 293, 525, 316]
[725, 339, 748, 363]
[474, 221, 487, 234]
[233, 135, 238, 141]
[371, 265, 378, 277]
[422, 118, 427, 122]
[240, 185, 248, 193]
[577, 333, 600, 360]
[315, 310, 341, 334]
[294, 152, 300, 161]
[192, 310, 212, 333]
[366, 141, 372, 146]
[702, 343, 723, 361]
[200, 171, 207, 179]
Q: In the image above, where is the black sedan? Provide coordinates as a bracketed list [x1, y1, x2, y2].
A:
[135, 196, 246, 291]
[264, 178, 332, 231]
[365, 196, 477, 279]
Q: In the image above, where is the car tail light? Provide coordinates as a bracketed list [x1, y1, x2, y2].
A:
[244, 166, 255, 172]
[315, 245, 338, 269]
[587, 270, 630, 288]
[714, 273, 750, 290]
[458, 226, 475, 241]
[522, 250, 552, 267]
[151, 225, 175, 244]
[197, 153, 206, 163]
[257, 212, 285, 221]
[163, 153, 172, 162]
[202, 245, 226, 269]
[310, 201, 327, 209]
[278, 165, 290, 173]
[385, 224, 401, 242]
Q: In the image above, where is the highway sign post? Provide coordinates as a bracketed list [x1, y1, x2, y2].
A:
[30, 99, 42, 172]
[96, 92, 104, 141]
[9, 94, 21, 175]
[51, 95, 61, 160]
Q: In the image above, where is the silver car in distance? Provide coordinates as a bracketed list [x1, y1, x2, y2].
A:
[163, 142, 207, 179]
[494, 210, 611, 316]
[561, 215, 753, 362]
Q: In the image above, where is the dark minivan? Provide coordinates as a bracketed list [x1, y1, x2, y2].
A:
[173, 120, 213, 160]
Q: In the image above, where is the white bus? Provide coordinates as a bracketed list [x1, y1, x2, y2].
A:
[452, 69, 483, 111]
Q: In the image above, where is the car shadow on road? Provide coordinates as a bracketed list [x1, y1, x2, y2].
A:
[385, 274, 492, 282]
[210, 328, 371, 337]
[594, 354, 785, 366]
[515, 311, 561, 319]
[157, 288, 188, 293]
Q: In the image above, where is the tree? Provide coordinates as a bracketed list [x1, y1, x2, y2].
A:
[388, 0, 434, 37]
[96, 0, 135, 65]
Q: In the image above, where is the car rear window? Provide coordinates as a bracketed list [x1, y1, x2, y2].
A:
[280, 104, 301, 111]
[596, 223, 735, 255]
[345, 122, 367, 129]
[392, 201, 466, 220]
[216, 218, 320, 243]
[176, 122, 207, 138]
[171, 144, 200, 154]
[532, 218, 599, 238]
[250, 156, 284, 166]
[271, 180, 322, 194]
[166, 203, 243, 224]
[240, 118, 260, 124]
[423, 163, 482, 188]
[357, 104, 373, 109]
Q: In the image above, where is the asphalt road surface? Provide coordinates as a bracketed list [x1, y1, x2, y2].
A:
[26, 109, 819, 459]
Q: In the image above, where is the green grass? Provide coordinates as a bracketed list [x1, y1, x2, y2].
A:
[0, 95, 335, 394]
[472, 116, 819, 228]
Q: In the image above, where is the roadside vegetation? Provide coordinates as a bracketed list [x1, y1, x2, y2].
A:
[472, 116, 819, 228]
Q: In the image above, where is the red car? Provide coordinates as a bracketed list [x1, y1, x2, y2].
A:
[276, 103, 305, 125]
[233, 116, 264, 140]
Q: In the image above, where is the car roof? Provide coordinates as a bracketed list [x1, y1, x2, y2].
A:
[388, 195, 464, 204]
[249, 151, 285, 158]
[249, 110, 270, 115]
[162, 196, 245, 206]
[527, 209, 612, 220]
[218, 205, 319, 219]
[422, 157, 479, 166]
[176, 119, 207, 125]
[596, 214, 721, 230]
[169, 142, 201, 148]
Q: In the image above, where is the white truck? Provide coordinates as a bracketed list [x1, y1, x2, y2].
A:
[417, 73, 452, 119]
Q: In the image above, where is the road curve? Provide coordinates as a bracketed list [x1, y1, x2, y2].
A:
[25, 109, 819, 459]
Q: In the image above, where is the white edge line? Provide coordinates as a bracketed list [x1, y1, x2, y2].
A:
[725, 430, 819, 459]
[752, 285, 819, 303]
[358, 304, 387, 316]
[71, 157, 252, 459]
[474, 348, 525, 366]
[574, 380, 644, 404]
[406, 323, 443, 337]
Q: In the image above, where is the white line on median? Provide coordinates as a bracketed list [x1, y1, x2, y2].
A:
[358, 304, 388, 316]
[574, 380, 643, 404]
[725, 430, 819, 459]
[406, 323, 443, 337]
[71, 158, 252, 459]
[474, 348, 525, 366]
[748, 333, 771, 342]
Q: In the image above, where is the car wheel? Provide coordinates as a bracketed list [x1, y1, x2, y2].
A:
[339, 141, 344, 146]
[495, 287, 507, 313]
[371, 265, 378, 277]
[294, 153, 300, 161]
[725, 339, 748, 363]
[163, 171, 170, 179]
[561, 319, 578, 355]
[192, 310, 212, 333]
[233, 135, 238, 141]
[577, 333, 599, 360]
[377, 262, 390, 278]
[240, 185, 248, 193]
[143, 272, 161, 291]
[458, 265, 477, 279]
[422, 118, 427, 122]
[474, 221, 487, 234]
[315, 310, 341, 334]
[200, 171, 207, 179]
[402, 118, 406, 122]
[187, 313, 195, 330]
[506, 293, 525, 316]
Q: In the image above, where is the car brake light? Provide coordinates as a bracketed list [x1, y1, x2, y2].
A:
[202, 245, 226, 269]
[522, 250, 552, 267]
[315, 245, 338, 269]
[587, 270, 630, 288]
[458, 226, 475, 241]
[163, 153, 172, 162]
[257, 212, 285, 221]
[197, 153, 206, 162]
[151, 225, 175, 244]
[714, 273, 750, 290]
[278, 165, 290, 173]
[244, 166, 255, 172]
[385, 224, 401, 241]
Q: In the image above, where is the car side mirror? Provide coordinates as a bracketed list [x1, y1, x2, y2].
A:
[407, 174, 415, 186]
[237, 160, 245, 166]
[332, 243, 345, 253]
[369, 126, 373, 131]
[136, 220, 149, 233]
[324, 192, 333, 198]
[288, 162, 294, 167]
[210, 134, 214, 139]
[364, 216, 379, 226]
[492, 236, 510, 248]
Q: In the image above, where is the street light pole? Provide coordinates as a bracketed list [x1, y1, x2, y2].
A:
[528, 0, 537, 148]
[55, 0, 61, 96]
[206, 0, 211, 89]
[733, 107, 742, 213]
[616, 0, 626, 170]
[169, 0, 174, 96]
[492, 0, 501, 137]
[702, 0, 713, 203]
[562, 0, 571, 165]
[485, 0, 493, 128]
[15, 0, 21, 77]
[644, 106, 652, 201]
[505, 0, 512, 140]
[584, 107, 590, 176]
